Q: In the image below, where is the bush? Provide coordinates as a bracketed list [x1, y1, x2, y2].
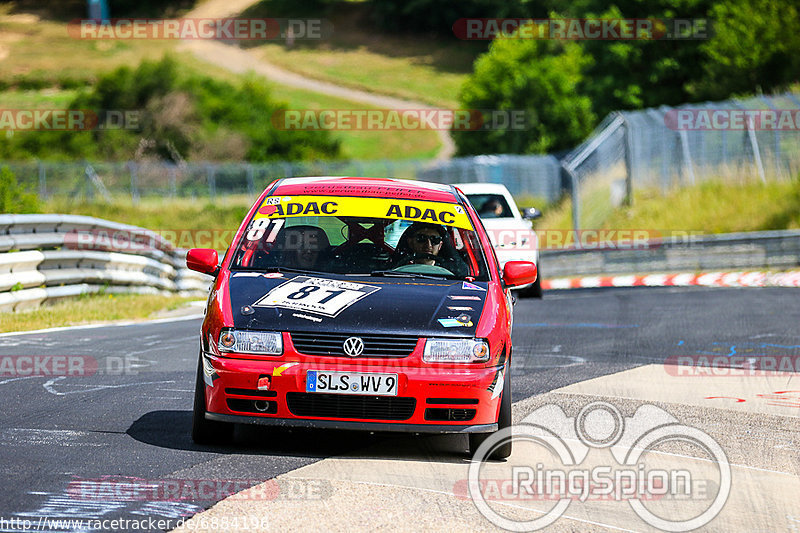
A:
[0, 56, 341, 163]
[0, 166, 40, 214]
[455, 22, 595, 155]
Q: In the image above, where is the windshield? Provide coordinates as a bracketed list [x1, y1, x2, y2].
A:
[230, 195, 491, 280]
[467, 194, 513, 218]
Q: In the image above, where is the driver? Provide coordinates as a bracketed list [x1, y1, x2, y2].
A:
[405, 223, 445, 265]
[391, 222, 468, 277]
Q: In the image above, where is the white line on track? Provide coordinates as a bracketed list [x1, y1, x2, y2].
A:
[42, 376, 176, 396]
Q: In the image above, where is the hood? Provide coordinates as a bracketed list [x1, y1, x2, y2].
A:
[228, 271, 487, 337]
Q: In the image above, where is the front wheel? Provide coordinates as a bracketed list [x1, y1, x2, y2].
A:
[192, 355, 233, 444]
[468, 366, 512, 460]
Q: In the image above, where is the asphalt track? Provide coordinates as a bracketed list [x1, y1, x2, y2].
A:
[0, 287, 798, 532]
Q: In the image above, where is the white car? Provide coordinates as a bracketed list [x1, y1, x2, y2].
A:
[455, 183, 542, 298]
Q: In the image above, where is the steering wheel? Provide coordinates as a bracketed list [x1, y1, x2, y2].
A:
[395, 253, 443, 267]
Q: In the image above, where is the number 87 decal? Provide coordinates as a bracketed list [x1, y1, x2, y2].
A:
[247, 218, 285, 241]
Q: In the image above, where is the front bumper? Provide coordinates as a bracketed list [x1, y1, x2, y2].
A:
[201, 352, 505, 434]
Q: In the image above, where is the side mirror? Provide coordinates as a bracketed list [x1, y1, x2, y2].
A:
[186, 248, 219, 276]
[522, 207, 542, 220]
[503, 261, 537, 287]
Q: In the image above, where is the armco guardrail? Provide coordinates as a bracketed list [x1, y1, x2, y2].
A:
[539, 230, 800, 277]
[0, 214, 213, 312]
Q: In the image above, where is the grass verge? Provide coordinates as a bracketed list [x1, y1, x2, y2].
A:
[44, 196, 254, 232]
[536, 179, 800, 240]
[0, 4, 443, 161]
[241, 1, 480, 109]
[0, 293, 200, 333]
[176, 52, 442, 160]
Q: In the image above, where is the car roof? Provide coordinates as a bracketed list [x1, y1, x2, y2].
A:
[269, 176, 460, 203]
[452, 182, 513, 195]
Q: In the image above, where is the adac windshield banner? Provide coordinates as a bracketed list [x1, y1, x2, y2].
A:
[254, 195, 474, 230]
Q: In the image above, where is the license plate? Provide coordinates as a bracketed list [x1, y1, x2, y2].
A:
[306, 371, 398, 396]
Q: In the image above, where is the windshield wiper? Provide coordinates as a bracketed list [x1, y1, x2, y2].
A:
[253, 266, 327, 276]
[370, 270, 452, 280]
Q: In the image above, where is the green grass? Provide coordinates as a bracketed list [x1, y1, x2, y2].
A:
[0, 14, 442, 161]
[0, 88, 79, 108]
[241, 1, 479, 108]
[537, 179, 800, 238]
[176, 52, 442, 160]
[251, 44, 470, 109]
[604, 180, 800, 233]
[0, 293, 199, 333]
[44, 196, 254, 232]
[0, 9, 178, 89]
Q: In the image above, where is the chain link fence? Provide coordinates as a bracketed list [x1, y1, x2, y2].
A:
[563, 92, 800, 233]
[5, 93, 799, 232]
[5, 155, 566, 205]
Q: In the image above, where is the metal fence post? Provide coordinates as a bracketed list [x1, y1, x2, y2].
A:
[246, 164, 255, 197]
[37, 161, 47, 199]
[169, 165, 177, 198]
[128, 162, 139, 204]
[622, 115, 633, 206]
[562, 164, 581, 240]
[745, 123, 767, 184]
[678, 130, 696, 186]
[206, 164, 216, 201]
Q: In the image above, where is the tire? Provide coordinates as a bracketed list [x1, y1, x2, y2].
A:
[517, 262, 543, 299]
[469, 366, 512, 460]
[192, 355, 233, 444]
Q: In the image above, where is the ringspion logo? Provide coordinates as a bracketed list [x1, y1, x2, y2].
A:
[468, 402, 730, 531]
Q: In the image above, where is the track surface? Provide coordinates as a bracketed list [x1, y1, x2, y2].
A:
[0, 287, 798, 531]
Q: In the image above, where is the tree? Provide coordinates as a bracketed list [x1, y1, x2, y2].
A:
[689, 0, 800, 99]
[454, 23, 595, 155]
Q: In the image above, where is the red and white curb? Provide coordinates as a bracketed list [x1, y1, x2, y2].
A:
[541, 270, 800, 290]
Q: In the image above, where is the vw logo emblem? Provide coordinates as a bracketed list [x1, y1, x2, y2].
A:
[343, 336, 364, 357]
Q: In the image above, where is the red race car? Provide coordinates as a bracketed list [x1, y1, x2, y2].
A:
[186, 177, 536, 458]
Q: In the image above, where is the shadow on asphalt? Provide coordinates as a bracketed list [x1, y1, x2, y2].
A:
[126, 410, 472, 463]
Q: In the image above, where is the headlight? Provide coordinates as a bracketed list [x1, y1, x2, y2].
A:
[423, 338, 489, 363]
[217, 328, 283, 355]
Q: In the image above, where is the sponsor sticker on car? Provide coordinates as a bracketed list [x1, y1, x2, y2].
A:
[253, 276, 380, 317]
[253, 195, 474, 230]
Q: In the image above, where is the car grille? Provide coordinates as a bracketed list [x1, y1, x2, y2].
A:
[286, 393, 416, 421]
[290, 332, 418, 357]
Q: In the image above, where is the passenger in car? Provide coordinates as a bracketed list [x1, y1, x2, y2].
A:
[479, 199, 506, 218]
[280, 225, 331, 270]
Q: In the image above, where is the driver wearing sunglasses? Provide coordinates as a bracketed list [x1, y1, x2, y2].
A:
[408, 228, 444, 265]
[391, 222, 470, 276]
